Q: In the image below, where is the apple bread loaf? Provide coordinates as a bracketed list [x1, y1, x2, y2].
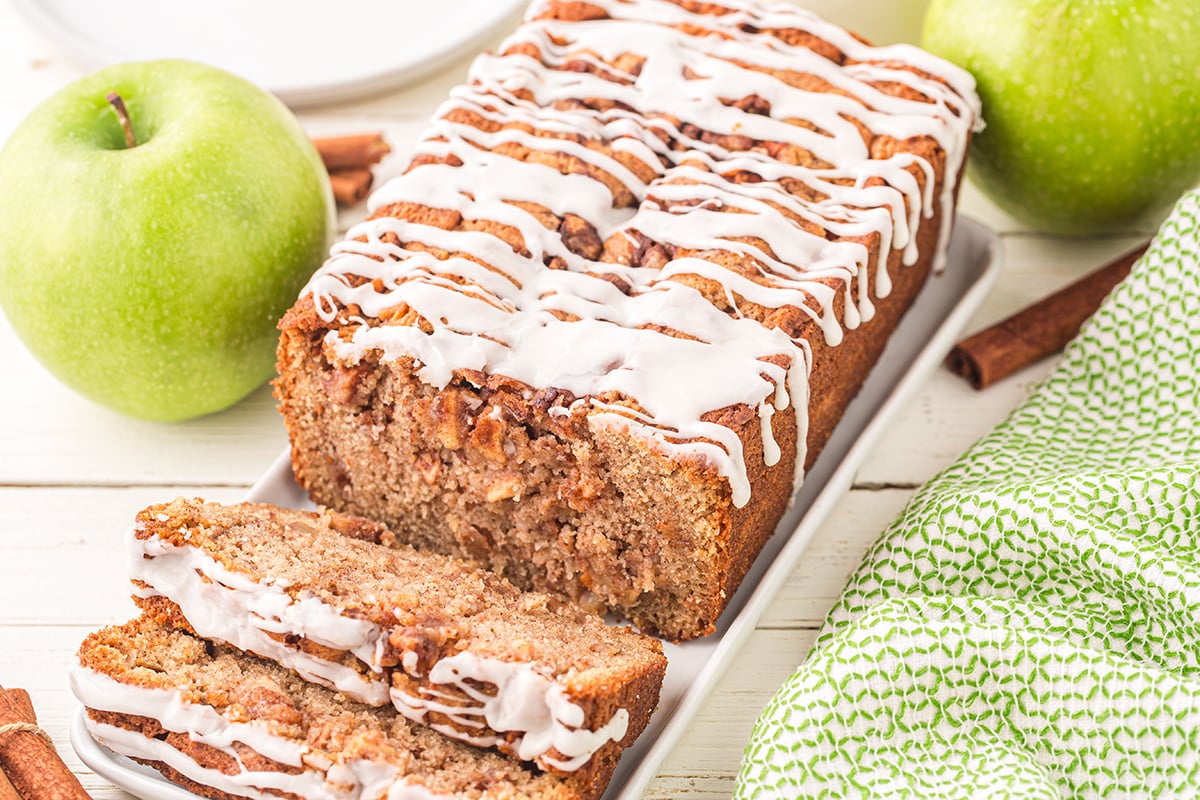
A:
[74, 616, 615, 800]
[275, 0, 981, 640]
[127, 497, 665, 781]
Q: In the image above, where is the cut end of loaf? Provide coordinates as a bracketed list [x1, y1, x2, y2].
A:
[274, 328, 794, 640]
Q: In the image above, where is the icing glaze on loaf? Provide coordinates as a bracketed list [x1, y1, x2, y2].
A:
[303, 0, 979, 506]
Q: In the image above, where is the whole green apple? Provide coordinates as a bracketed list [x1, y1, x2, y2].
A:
[0, 59, 333, 421]
[923, 0, 1200, 235]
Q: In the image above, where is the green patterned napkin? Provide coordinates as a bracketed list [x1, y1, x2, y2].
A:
[736, 190, 1200, 798]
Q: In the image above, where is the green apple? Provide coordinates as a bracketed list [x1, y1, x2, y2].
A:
[923, 0, 1200, 235]
[0, 59, 333, 421]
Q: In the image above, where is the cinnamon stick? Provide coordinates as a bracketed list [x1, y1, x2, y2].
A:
[313, 133, 391, 171]
[328, 167, 374, 207]
[0, 768, 21, 800]
[947, 243, 1148, 389]
[0, 686, 91, 800]
[311, 133, 389, 207]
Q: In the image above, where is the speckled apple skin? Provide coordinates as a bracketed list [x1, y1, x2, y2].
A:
[923, 0, 1200, 235]
[0, 59, 335, 421]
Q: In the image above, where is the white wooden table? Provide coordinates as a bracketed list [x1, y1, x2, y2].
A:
[0, 5, 1160, 797]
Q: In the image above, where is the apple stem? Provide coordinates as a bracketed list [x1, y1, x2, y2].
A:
[105, 92, 137, 149]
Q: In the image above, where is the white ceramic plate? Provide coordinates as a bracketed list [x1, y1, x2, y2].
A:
[12, 0, 526, 107]
[72, 216, 1000, 799]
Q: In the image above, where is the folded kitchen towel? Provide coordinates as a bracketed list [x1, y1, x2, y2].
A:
[736, 190, 1200, 799]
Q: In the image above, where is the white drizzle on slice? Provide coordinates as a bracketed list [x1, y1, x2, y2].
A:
[72, 667, 446, 800]
[128, 524, 630, 773]
[305, 0, 980, 506]
[391, 652, 629, 772]
[128, 527, 392, 705]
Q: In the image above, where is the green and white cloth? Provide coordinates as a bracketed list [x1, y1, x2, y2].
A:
[736, 190, 1200, 798]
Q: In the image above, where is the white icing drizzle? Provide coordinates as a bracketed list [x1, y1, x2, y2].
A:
[305, 0, 979, 507]
[71, 667, 443, 800]
[128, 527, 391, 705]
[390, 652, 629, 772]
[129, 526, 628, 773]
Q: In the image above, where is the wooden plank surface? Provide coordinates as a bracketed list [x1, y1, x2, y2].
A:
[0, 4, 1169, 799]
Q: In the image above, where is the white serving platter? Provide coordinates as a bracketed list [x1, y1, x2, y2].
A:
[72, 216, 1001, 799]
[13, 0, 526, 108]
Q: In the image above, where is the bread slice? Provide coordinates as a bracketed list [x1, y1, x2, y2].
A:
[128, 498, 665, 781]
[74, 616, 611, 800]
